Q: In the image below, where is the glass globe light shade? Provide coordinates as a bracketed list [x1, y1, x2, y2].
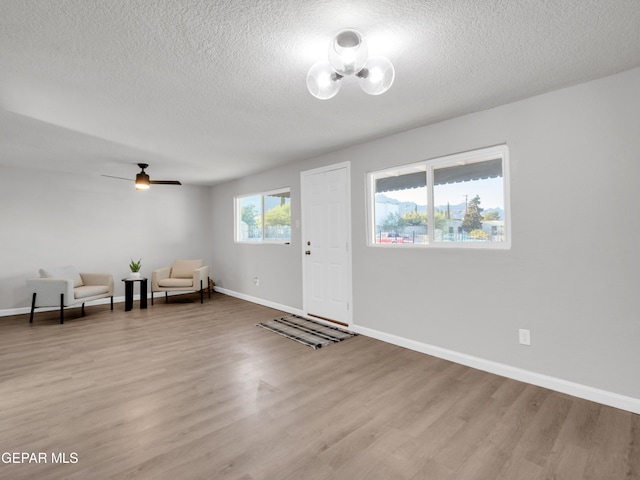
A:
[328, 29, 368, 76]
[357, 56, 395, 95]
[307, 61, 342, 100]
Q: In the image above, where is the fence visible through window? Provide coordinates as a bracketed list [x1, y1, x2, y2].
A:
[236, 188, 291, 243]
[369, 145, 509, 248]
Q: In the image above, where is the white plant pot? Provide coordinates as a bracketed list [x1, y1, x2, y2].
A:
[130, 272, 141, 279]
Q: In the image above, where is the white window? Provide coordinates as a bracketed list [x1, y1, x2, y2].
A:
[235, 188, 291, 243]
[367, 145, 510, 248]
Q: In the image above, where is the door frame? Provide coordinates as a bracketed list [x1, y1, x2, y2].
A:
[300, 161, 353, 327]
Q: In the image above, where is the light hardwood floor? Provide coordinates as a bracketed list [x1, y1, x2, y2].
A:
[1, 293, 638, 480]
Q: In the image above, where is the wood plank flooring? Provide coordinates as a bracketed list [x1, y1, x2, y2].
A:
[1, 293, 638, 479]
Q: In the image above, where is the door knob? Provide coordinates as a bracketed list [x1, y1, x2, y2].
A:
[305, 250, 311, 255]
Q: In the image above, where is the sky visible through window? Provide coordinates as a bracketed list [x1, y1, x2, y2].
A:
[386, 176, 504, 209]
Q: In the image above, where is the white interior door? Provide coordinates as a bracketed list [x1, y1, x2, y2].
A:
[301, 163, 351, 326]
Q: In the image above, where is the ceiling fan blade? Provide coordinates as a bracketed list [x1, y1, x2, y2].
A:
[104, 166, 180, 187]
[102, 174, 133, 182]
[149, 180, 182, 185]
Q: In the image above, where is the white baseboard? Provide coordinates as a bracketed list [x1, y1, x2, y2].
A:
[0, 292, 186, 318]
[353, 324, 640, 415]
[209, 289, 640, 414]
[214, 287, 305, 317]
[213, 288, 640, 414]
[4, 288, 639, 414]
[1, 296, 122, 317]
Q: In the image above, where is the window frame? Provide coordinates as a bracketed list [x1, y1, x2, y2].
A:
[367, 145, 511, 249]
[234, 187, 292, 244]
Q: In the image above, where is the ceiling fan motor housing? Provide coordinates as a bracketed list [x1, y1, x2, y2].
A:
[135, 171, 150, 185]
[102, 163, 180, 189]
[135, 166, 151, 189]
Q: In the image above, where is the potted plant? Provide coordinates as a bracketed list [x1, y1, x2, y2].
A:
[129, 258, 142, 279]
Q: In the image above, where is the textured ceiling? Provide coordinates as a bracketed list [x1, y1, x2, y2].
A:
[1, 0, 640, 186]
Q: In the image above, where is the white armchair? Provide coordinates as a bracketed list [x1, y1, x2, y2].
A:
[27, 265, 114, 324]
[151, 259, 211, 305]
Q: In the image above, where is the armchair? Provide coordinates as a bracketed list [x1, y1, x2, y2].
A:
[27, 265, 114, 324]
[151, 259, 211, 305]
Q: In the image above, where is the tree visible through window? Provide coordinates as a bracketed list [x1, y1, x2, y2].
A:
[368, 145, 510, 248]
[236, 189, 291, 243]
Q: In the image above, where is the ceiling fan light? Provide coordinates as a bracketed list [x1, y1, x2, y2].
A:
[135, 172, 150, 190]
[307, 61, 342, 100]
[357, 56, 395, 95]
[328, 29, 368, 76]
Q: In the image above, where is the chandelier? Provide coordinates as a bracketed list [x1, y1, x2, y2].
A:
[307, 29, 395, 100]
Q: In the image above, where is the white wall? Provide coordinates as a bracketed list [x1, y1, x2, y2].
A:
[0, 167, 212, 311]
[210, 67, 640, 406]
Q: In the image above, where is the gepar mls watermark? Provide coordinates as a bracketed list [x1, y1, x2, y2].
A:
[2, 452, 78, 464]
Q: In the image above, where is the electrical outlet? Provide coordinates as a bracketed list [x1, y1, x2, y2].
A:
[253, 277, 259, 286]
[519, 329, 531, 346]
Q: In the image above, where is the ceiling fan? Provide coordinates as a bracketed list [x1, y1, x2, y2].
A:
[102, 163, 182, 190]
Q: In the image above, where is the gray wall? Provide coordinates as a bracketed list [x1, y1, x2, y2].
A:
[0, 167, 212, 310]
[210, 67, 640, 400]
[210, 162, 310, 309]
[2, 67, 637, 402]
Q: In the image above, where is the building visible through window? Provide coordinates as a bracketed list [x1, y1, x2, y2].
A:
[368, 145, 510, 248]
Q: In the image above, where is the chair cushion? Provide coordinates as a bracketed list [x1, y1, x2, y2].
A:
[158, 278, 194, 288]
[74, 285, 110, 299]
[40, 265, 84, 288]
[170, 259, 203, 278]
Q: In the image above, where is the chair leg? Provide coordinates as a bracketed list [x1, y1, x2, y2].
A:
[60, 294, 64, 324]
[151, 291, 154, 306]
[29, 293, 36, 323]
[200, 280, 204, 304]
[165, 292, 168, 304]
[208, 276, 211, 299]
[110, 296, 113, 310]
